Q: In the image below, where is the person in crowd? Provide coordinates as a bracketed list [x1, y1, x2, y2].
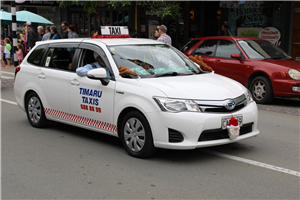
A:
[37, 26, 44, 41]
[76, 51, 111, 78]
[3, 38, 11, 68]
[61, 21, 69, 39]
[20, 27, 28, 55]
[129, 26, 137, 38]
[15, 43, 24, 65]
[0, 40, 6, 67]
[25, 21, 38, 53]
[157, 24, 172, 45]
[49, 26, 61, 40]
[154, 28, 160, 40]
[42, 25, 51, 41]
[91, 30, 98, 37]
[222, 24, 230, 36]
[68, 25, 79, 38]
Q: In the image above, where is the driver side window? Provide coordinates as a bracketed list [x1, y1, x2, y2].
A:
[193, 40, 218, 56]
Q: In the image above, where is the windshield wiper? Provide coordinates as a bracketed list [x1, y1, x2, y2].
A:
[264, 57, 285, 60]
[155, 72, 193, 77]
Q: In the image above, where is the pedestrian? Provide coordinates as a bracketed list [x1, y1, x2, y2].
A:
[129, 26, 137, 38]
[0, 40, 6, 67]
[42, 25, 51, 41]
[91, 30, 98, 37]
[157, 24, 172, 45]
[15, 43, 24, 65]
[3, 38, 11, 68]
[37, 26, 44, 41]
[154, 28, 160, 40]
[61, 21, 69, 39]
[25, 21, 38, 53]
[49, 26, 61, 40]
[20, 27, 28, 55]
[222, 22, 230, 36]
[68, 25, 79, 38]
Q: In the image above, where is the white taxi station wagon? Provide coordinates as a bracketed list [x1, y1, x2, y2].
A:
[14, 35, 259, 158]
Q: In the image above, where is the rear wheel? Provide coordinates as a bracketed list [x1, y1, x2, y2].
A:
[119, 111, 156, 158]
[250, 76, 274, 104]
[25, 92, 48, 128]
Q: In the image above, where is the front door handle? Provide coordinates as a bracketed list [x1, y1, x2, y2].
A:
[38, 73, 46, 79]
[70, 80, 80, 86]
[214, 60, 220, 64]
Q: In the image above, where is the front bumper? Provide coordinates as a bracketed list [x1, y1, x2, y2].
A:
[273, 79, 300, 97]
[147, 101, 259, 150]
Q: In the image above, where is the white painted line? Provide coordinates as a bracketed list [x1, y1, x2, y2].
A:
[1, 76, 14, 79]
[0, 99, 18, 105]
[203, 150, 300, 177]
[1, 71, 15, 75]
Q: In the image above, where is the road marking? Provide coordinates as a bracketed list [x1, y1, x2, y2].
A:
[0, 98, 18, 105]
[1, 98, 299, 177]
[203, 150, 300, 177]
[1, 76, 14, 79]
[1, 71, 15, 75]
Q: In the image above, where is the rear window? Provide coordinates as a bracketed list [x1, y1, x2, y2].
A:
[181, 39, 200, 52]
[27, 44, 48, 65]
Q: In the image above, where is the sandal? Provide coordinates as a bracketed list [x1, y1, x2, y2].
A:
[5, 66, 10, 68]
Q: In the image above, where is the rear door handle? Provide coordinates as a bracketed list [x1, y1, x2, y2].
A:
[70, 80, 80, 86]
[38, 73, 46, 79]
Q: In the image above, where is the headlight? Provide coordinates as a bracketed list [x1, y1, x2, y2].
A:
[245, 89, 253, 104]
[153, 97, 201, 112]
[288, 69, 300, 80]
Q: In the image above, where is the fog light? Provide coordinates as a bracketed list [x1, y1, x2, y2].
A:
[292, 86, 300, 92]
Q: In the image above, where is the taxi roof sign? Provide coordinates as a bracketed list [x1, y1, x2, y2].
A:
[101, 26, 129, 35]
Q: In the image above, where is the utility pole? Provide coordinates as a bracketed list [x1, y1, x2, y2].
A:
[11, 0, 18, 67]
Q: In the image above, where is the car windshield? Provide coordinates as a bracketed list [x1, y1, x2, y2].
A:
[237, 40, 293, 60]
[109, 44, 202, 78]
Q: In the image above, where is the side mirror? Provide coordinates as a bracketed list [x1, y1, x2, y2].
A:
[87, 68, 110, 86]
[231, 53, 242, 60]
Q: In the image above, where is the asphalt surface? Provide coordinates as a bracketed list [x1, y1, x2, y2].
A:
[1, 66, 300, 199]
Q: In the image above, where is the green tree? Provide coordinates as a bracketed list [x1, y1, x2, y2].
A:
[57, 1, 182, 19]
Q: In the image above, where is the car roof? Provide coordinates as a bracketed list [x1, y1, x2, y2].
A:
[36, 37, 163, 46]
[190, 36, 266, 41]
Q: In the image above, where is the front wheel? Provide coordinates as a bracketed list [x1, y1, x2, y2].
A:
[119, 111, 156, 158]
[25, 92, 48, 128]
[249, 76, 274, 104]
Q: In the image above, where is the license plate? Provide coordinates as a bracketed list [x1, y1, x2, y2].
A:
[221, 115, 243, 129]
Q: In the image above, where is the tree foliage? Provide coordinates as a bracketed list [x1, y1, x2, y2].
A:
[57, 1, 182, 19]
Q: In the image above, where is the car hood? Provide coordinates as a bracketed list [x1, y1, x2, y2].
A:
[138, 73, 246, 100]
[260, 60, 300, 70]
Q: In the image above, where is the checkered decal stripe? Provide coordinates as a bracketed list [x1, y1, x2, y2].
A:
[44, 108, 117, 132]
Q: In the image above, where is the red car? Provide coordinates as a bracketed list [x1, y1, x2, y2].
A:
[181, 36, 300, 104]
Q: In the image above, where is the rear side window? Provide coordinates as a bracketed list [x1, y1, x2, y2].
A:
[215, 40, 241, 59]
[181, 40, 200, 52]
[193, 40, 218, 56]
[43, 47, 76, 71]
[27, 44, 48, 65]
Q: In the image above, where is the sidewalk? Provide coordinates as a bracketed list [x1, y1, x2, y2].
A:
[1, 64, 16, 88]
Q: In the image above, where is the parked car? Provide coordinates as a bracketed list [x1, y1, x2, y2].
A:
[14, 37, 259, 158]
[181, 36, 300, 104]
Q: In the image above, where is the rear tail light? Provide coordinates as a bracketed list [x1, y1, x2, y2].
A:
[14, 65, 20, 82]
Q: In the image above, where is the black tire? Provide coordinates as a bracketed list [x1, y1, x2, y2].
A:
[249, 76, 274, 104]
[25, 92, 48, 128]
[119, 111, 156, 158]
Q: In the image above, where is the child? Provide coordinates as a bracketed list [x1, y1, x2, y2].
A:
[4, 38, 11, 68]
[0, 40, 6, 67]
[15, 43, 24, 65]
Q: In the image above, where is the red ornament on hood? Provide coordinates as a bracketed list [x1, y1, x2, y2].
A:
[228, 116, 239, 126]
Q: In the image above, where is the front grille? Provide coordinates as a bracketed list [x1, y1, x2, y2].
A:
[169, 129, 184, 143]
[204, 103, 245, 113]
[198, 122, 253, 141]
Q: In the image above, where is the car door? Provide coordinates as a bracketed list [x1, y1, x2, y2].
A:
[68, 42, 117, 135]
[38, 42, 78, 119]
[214, 39, 248, 84]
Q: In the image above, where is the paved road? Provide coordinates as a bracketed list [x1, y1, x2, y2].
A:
[1, 67, 299, 199]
